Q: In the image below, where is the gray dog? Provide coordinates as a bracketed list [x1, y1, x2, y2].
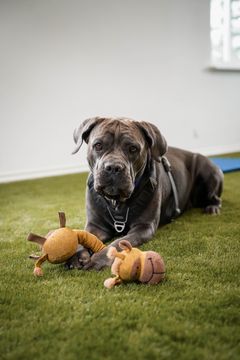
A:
[66, 116, 223, 270]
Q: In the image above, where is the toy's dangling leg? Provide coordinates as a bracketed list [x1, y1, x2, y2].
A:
[27, 233, 46, 262]
[58, 212, 66, 228]
[27, 233, 46, 246]
[104, 276, 122, 289]
[34, 254, 48, 277]
[76, 230, 106, 252]
[29, 254, 41, 260]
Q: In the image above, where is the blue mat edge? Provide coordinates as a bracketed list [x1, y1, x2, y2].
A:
[209, 157, 240, 173]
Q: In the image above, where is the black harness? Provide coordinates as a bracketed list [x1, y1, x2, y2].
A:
[161, 156, 181, 218]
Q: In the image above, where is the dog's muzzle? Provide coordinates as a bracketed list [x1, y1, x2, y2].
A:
[94, 159, 134, 202]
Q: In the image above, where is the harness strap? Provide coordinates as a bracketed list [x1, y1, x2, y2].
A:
[161, 156, 181, 218]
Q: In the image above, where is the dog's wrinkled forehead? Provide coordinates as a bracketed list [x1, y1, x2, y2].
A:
[72, 116, 167, 161]
[88, 118, 146, 146]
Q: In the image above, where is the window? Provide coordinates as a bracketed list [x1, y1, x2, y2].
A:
[211, 0, 240, 69]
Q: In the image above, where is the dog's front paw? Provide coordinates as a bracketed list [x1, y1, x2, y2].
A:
[83, 247, 113, 271]
[65, 248, 91, 270]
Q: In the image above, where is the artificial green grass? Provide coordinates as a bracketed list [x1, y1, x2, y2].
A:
[0, 167, 240, 360]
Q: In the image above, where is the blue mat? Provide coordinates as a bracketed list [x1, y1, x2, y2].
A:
[210, 157, 240, 173]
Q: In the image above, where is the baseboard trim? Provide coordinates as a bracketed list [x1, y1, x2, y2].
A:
[0, 164, 89, 183]
[0, 143, 239, 183]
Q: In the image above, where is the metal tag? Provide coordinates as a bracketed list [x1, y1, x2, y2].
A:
[107, 206, 129, 234]
[114, 221, 126, 233]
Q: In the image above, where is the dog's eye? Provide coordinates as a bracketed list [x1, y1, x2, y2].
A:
[94, 143, 103, 152]
[129, 146, 138, 153]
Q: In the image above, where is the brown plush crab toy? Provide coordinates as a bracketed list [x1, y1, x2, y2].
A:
[104, 240, 165, 288]
[28, 212, 106, 276]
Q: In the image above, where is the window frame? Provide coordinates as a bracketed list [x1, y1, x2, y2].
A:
[210, 0, 240, 70]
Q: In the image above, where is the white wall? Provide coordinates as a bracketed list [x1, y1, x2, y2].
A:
[0, 0, 240, 183]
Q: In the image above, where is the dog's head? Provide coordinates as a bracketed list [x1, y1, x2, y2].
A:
[72, 117, 167, 202]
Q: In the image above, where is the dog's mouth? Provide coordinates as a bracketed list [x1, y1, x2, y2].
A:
[95, 185, 132, 203]
[104, 194, 121, 208]
[104, 193, 121, 201]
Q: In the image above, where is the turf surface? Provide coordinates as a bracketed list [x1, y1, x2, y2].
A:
[0, 166, 240, 360]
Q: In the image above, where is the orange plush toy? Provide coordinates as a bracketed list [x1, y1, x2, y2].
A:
[104, 240, 165, 288]
[28, 212, 106, 276]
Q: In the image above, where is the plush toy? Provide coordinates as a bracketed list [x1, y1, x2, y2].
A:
[104, 240, 165, 288]
[28, 212, 106, 276]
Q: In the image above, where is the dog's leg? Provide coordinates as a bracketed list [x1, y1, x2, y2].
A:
[85, 223, 113, 243]
[204, 170, 223, 214]
[192, 155, 224, 215]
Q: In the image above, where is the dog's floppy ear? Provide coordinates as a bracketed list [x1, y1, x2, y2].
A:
[72, 117, 105, 154]
[137, 121, 167, 161]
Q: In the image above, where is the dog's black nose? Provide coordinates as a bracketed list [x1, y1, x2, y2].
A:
[104, 162, 124, 175]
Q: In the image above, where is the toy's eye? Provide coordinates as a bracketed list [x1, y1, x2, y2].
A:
[129, 146, 138, 154]
[94, 143, 103, 152]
